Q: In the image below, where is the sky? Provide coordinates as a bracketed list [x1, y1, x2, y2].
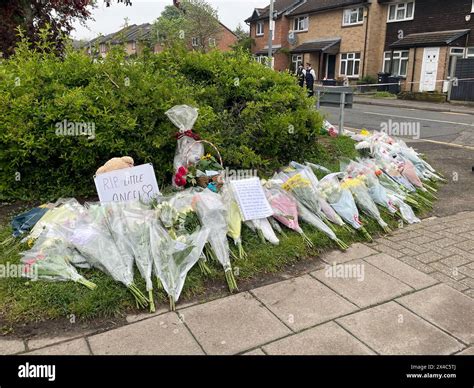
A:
[71, 0, 266, 41]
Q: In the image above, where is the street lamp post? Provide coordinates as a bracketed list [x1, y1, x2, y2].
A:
[267, 0, 274, 68]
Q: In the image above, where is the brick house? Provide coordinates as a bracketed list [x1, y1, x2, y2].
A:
[246, 0, 387, 81]
[153, 21, 238, 54]
[381, 0, 474, 92]
[88, 21, 237, 57]
[245, 0, 303, 70]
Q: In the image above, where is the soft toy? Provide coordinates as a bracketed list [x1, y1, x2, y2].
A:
[96, 156, 134, 175]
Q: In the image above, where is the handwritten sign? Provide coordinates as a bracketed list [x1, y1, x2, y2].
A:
[230, 177, 273, 221]
[94, 164, 160, 203]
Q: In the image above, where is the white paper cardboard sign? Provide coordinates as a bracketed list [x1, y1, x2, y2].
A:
[94, 164, 160, 203]
[230, 177, 273, 221]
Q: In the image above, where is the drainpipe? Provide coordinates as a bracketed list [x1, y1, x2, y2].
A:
[268, 0, 275, 68]
[362, 5, 370, 78]
[410, 47, 416, 92]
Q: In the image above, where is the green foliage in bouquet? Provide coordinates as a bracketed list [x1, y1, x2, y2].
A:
[0, 27, 322, 201]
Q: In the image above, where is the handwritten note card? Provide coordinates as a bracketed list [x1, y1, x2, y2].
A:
[94, 164, 160, 203]
[230, 177, 273, 221]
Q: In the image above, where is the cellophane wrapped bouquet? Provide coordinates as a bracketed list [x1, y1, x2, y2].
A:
[291, 162, 349, 230]
[166, 105, 204, 188]
[278, 172, 348, 249]
[264, 181, 313, 247]
[66, 204, 149, 308]
[341, 158, 397, 215]
[222, 185, 247, 259]
[193, 189, 238, 292]
[21, 233, 96, 289]
[340, 175, 391, 233]
[319, 173, 372, 241]
[149, 217, 209, 311]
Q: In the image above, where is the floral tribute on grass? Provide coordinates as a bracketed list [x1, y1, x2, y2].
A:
[4, 110, 444, 313]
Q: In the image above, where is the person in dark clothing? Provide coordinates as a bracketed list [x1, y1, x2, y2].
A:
[305, 62, 316, 97]
[296, 64, 305, 87]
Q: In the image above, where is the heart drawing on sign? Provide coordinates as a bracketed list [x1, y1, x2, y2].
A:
[142, 184, 154, 198]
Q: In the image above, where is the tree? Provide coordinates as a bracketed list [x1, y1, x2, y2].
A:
[232, 23, 253, 53]
[0, 0, 134, 58]
[153, 0, 221, 53]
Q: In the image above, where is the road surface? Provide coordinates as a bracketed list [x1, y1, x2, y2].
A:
[320, 103, 474, 146]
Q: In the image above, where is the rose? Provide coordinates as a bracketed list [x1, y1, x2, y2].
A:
[177, 166, 188, 176]
[174, 175, 187, 187]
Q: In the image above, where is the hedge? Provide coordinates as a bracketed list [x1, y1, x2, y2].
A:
[0, 35, 323, 201]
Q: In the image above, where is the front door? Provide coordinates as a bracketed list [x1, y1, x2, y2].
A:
[325, 54, 336, 79]
[420, 47, 439, 92]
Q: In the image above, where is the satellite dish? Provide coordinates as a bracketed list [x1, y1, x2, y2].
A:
[288, 31, 297, 45]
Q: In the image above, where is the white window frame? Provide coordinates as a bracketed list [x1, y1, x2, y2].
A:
[208, 37, 216, 47]
[343, 7, 364, 26]
[292, 54, 303, 70]
[255, 55, 273, 68]
[292, 15, 309, 32]
[131, 41, 136, 50]
[383, 50, 409, 77]
[466, 47, 474, 58]
[340, 52, 361, 77]
[472, 0, 474, 13]
[256, 21, 264, 37]
[450, 47, 465, 56]
[387, 1, 415, 22]
[100, 43, 106, 53]
[191, 37, 200, 47]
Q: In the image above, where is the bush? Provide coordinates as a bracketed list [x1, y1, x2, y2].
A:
[0, 34, 323, 201]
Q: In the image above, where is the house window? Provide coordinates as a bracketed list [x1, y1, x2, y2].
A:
[208, 38, 216, 47]
[388, 2, 415, 22]
[132, 41, 136, 50]
[293, 16, 309, 32]
[466, 47, 474, 58]
[343, 7, 364, 26]
[340, 52, 361, 77]
[256, 21, 264, 36]
[383, 50, 409, 76]
[448, 48, 465, 76]
[472, 0, 474, 13]
[292, 54, 303, 71]
[383, 52, 391, 73]
[100, 43, 106, 53]
[191, 37, 200, 47]
[255, 55, 273, 68]
[450, 47, 465, 56]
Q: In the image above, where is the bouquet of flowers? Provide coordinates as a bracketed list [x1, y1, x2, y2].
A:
[118, 207, 157, 312]
[182, 153, 224, 192]
[264, 182, 313, 247]
[319, 173, 372, 241]
[66, 204, 149, 308]
[341, 176, 391, 233]
[149, 218, 209, 311]
[291, 162, 348, 229]
[222, 186, 247, 259]
[21, 234, 96, 290]
[166, 105, 204, 188]
[342, 159, 398, 214]
[193, 189, 238, 292]
[279, 172, 348, 248]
